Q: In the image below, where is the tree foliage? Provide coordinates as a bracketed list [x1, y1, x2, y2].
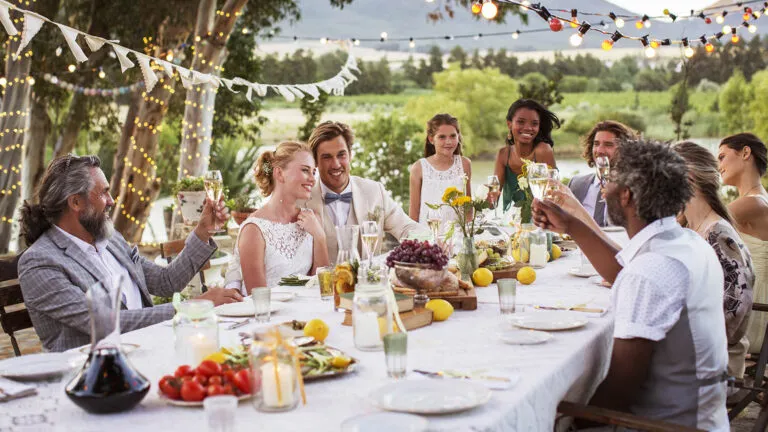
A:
[719, 70, 754, 134]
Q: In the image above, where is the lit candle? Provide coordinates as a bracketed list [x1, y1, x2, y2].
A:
[354, 310, 383, 349]
[188, 332, 218, 365]
[260, 362, 295, 408]
[530, 244, 548, 267]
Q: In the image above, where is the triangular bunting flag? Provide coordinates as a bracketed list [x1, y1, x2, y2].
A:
[255, 84, 268, 97]
[0, 5, 17, 36]
[135, 53, 158, 92]
[276, 85, 296, 102]
[244, 85, 253, 102]
[296, 84, 320, 100]
[56, 23, 88, 63]
[84, 35, 106, 52]
[177, 67, 193, 89]
[286, 85, 305, 100]
[220, 78, 238, 93]
[15, 13, 44, 55]
[156, 60, 175, 79]
[111, 44, 135, 72]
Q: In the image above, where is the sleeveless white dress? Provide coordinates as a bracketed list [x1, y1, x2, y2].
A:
[224, 217, 314, 292]
[418, 155, 466, 228]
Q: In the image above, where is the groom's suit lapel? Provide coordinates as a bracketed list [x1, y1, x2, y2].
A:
[350, 176, 365, 227]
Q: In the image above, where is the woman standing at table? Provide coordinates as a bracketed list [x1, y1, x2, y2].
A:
[493, 99, 560, 212]
[674, 141, 755, 380]
[718, 132, 768, 354]
[409, 113, 472, 225]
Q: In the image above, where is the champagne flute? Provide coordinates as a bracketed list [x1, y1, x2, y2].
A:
[595, 156, 610, 189]
[203, 170, 224, 234]
[361, 221, 380, 268]
[426, 207, 442, 244]
[544, 168, 560, 201]
[485, 175, 501, 221]
[527, 163, 549, 233]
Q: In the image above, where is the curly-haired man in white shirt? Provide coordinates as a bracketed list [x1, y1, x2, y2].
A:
[533, 139, 728, 431]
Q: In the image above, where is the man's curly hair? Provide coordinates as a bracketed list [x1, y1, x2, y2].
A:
[613, 139, 692, 223]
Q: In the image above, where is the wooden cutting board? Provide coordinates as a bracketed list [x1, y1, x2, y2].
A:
[342, 308, 433, 331]
[428, 285, 477, 311]
[491, 262, 527, 282]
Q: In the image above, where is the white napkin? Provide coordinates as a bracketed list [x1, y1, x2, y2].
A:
[0, 377, 36, 402]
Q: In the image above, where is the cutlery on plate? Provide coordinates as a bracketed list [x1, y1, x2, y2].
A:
[534, 305, 604, 313]
[413, 369, 511, 382]
[227, 319, 252, 330]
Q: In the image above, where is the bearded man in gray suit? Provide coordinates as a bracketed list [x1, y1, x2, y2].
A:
[568, 121, 636, 227]
[18, 155, 243, 352]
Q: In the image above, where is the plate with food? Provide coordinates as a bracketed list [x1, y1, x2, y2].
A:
[157, 354, 253, 406]
[299, 343, 358, 381]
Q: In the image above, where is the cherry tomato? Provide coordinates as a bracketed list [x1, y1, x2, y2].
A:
[192, 374, 207, 386]
[222, 384, 235, 395]
[223, 370, 236, 384]
[206, 384, 225, 396]
[233, 369, 252, 394]
[196, 360, 223, 377]
[208, 376, 223, 386]
[174, 365, 194, 378]
[180, 380, 206, 402]
[158, 375, 180, 400]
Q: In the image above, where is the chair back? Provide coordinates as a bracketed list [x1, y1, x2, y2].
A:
[159, 238, 210, 290]
[0, 253, 33, 356]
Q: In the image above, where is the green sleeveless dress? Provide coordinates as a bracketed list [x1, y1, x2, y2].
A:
[502, 145, 536, 211]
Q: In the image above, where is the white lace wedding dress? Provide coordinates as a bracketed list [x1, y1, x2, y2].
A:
[224, 217, 314, 292]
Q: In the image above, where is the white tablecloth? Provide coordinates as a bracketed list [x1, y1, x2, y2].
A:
[4, 241, 625, 432]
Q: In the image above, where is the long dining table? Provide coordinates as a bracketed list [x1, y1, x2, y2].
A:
[4, 233, 628, 432]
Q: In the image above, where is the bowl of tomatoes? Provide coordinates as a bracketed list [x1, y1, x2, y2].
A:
[158, 360, 253, 406]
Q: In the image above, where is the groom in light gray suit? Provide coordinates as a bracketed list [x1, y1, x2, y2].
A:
[568, 121, 636, 227]
[18, 155, 242, 352]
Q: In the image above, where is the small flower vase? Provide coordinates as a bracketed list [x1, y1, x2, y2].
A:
[456, 236, 478, 285]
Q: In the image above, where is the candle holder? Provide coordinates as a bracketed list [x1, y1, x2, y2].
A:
[174, 299, 219, 365]
[249, 329, 305, 413]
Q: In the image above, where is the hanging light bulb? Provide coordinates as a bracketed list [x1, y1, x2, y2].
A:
[723, 25, 732, 33]
[512, 30, 520, 39]
[353, 39, 360, 46]
[320, 37, 328, 44]
[380, 31, 388, 41]
[471, 1, 482, 14]
[641, 36, 656, 58]
[521, 0, 531, 7]
[409, 38, 415, 48]
[731, 28, 740, 44]
[68, 64, 76, 73]
[644, 15, 652, 28]
[98, 68, 106, 79]
[55, 46, 62, 57]
[705, 42, 715, 53]
[650, 40, 660, 49]
[716, 11, 727, 24]
[609, 12, 624, 28]
[601, 31, 623, 51]
[0, 78, 7, 87]
[481, 0, 498, 20]
[663, 8, 670, 15]
[570, 9, 579, 28]
[569, 22, 590, 47]
[682, 38, 694, 58]
[549, 18, 563, 32]
[635, 20, 644, 29]
[749, 24, 758, 33]
[27, 77, 34, 86]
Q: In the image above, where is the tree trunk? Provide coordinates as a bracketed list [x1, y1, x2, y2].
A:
[177, 0, 247, 180]
[18, 97, 51, 251]
[0, 36, 34, 253]
[109, 92, 140, 199]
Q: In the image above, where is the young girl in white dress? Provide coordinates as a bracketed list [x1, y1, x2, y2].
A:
[408, 113, 473, 227]
[224, 141, 329, 294]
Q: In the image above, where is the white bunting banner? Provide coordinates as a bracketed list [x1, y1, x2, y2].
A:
[15, 13, 44, 55]
[157, 59, 175, 79]
[135, 53, 158, 92]
[110, 43, 135, 72]
[56, 23, 88, 63]
[84, 35, 106, 52]
[0, 5, 17, 36]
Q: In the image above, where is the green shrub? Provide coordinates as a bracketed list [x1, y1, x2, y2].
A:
[210, 135, 260, 198]
[171, 177, 204, 195]
[560, 76, 590, 93]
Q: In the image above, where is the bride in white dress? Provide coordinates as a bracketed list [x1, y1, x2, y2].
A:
[224, 141, 329, 294]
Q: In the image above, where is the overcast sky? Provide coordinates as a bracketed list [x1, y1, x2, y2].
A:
[608, 0, 716, 15]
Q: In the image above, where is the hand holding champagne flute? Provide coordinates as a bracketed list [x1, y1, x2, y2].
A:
[203, 170, 224, 233]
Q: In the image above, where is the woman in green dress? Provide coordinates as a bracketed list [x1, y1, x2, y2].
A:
[492, 99, 560, 212]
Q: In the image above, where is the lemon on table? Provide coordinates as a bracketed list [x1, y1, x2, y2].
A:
[331, 355, 352, 368]
[472, 268, 493, 287]
[551, 244, 562, 260]
[304, 318, 330, 342]
[517, 266, 536, 285]
[204, 352, 228, 364]
[425, 299, 454, 321]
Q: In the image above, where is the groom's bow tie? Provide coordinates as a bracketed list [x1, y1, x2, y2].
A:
[324, 192, 353, 204]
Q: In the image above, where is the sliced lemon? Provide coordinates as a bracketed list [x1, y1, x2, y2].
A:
[331, 355, 352, 368]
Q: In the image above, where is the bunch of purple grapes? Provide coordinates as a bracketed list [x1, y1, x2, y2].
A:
[386, 239, 449, 270]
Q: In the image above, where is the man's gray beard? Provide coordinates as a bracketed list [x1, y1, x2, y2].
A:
[80, 207, 114, 242]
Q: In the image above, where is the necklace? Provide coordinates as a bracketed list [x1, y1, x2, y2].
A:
[693, 209, 714, 234]
[745, 184, 763, 196]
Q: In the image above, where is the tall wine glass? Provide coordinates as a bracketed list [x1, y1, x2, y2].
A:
[361, 220, 380, 268]
[425, 207, 442, 244]
[203, 170, 224, 234]
[527, 163, 549, 233]
[486, 175, 501, 221]
[544, 168, 560, 201]
[595, 156, 610, 188]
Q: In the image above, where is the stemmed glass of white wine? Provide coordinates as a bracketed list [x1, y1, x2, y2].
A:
[203, 170, 224, 234]
[361, 221, 380, 268]
[425, 207, 442, 244]
[485, 175, 501, 222]
[544, 168, 560, 201]
[595, 156, 610, 204]
[527, 163, 549, 233]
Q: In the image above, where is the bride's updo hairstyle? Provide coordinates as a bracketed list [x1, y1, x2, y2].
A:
[254, 141, 311, 196]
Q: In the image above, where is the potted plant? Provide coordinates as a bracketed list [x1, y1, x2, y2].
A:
[227, 192, 257, 226]
[172, 177, 206, 225]
[163, 203, 175, 236]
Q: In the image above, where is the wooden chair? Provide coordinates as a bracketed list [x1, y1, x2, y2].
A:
[557, 401, 704, 431]
[159, 239, 210, 292]
[0, 253, 33, 357]
[727, 302, 768, 432]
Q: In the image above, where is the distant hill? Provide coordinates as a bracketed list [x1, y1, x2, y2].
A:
[264, 0, 767, 53]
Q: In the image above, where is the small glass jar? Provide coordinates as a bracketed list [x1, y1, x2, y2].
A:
[174, 299, 219, 365]
[528, 230, 549, 268]
[250, 341, 300, 412]
[516, 223, 535, 264]
[352, 266, 392, 351]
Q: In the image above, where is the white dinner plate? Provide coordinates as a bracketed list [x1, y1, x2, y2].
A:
[601, 226, 625, 233]
[370, 379, 492, 415]
[270, 289, 297, 302]
[341, 412, 428, 432]
[509, 312, 588, 331]
[498, 329, 553, 345]
[568, 267, 596, 278]
[0, 353, 76, 380]
[214, 301, 283, 317]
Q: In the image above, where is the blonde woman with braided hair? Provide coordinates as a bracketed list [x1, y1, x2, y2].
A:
[224, 141, 329, 293]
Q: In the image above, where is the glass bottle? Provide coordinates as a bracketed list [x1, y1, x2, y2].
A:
[352, 265, 392, 351]
[516, 223, 535, 264]
[529, 230, 549, 268]
[174, 299, 219, 365]
[65, 276, 150, 414]
[334, 225, 360, 311]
